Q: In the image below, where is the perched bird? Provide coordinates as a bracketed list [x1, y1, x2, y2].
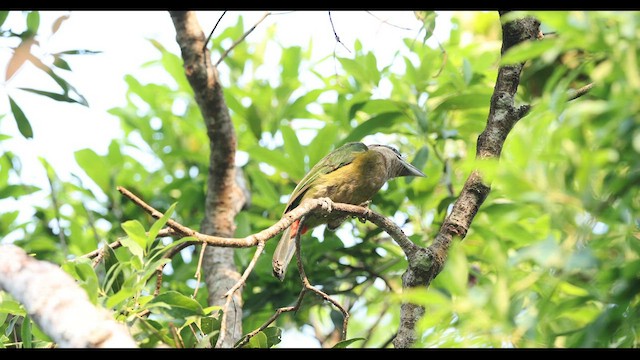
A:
[272, 142, 426, 281]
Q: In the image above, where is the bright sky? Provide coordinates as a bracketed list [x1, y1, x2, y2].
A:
[0, 10, 452, 348]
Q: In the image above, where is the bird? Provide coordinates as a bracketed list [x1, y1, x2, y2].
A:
[272, 142, 426, 281]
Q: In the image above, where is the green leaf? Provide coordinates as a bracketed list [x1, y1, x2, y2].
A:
[246, 331, 268, 348]
[406, 146, 429, 184]
[437, 196, 456, 214]
[148, 203, 176, 248]
[262, 327, 282, 348]
[8, 97, 33, 139]
[55, 49, 102, 55]
[415, 11, 437, 41]
[52, 56, 70, 71]
[0, 184, 40, 199]
[0, 299, 26, 317]
[20, 315, 32, 348]
[462, 58, 473, 85]
[501, 38, 559, 65]
[26, 11, 40, 35]
[308, 123, 339, 166]
[349, 99, 403, 120]
[74, 260, 100, 304]
[147, 291, 204, 320]
[0, 11, 8, 27]
[27, 56, 88, 106]
[19, 88, 84, 105]
[105, 287, 135, 309]
[120, 236, 144, 261]
[281, 126, 305, 179]
[74, 148, 109, 193]
[103, 244, 124, 293]
[333, 337, 366, 348]
[248, 146, 296, 177]
[340, 112, 409, 145]
[121, 221, 147, 249]
[433, 92, 492, 111]
[246, 104, 263, 140]
[5, 314, 19, 337]
[200, 312, 222, 334]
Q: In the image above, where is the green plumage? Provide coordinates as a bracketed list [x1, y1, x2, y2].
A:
[284, 142, 368, 213]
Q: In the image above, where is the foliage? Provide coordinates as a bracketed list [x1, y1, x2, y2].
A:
[1, 11, 99, 139]
[0, 11, 638, 348]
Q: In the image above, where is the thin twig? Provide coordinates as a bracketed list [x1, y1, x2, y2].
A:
[169, 323, 183, 348]
[82, 240, 122, 260]
[294, 217, 349, 341]
[223, 241, 265, 299]
[567, 82, 594, 101]
[235, 290, 307, 348]
[153, 268, 163, 297]
[365, 11, 414, 31]
[216, 241, 265, 348]
[203, 10, 227, 52]
[192, 243, 208, 298]
[80, 228, 176, 260]
[328, 11, 351, 53]
[216, 11, 271, 66]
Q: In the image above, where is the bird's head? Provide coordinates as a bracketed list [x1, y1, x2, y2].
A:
[369, 144, 426, 179]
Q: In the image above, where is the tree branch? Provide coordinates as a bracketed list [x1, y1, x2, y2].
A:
[392, 12, 541, 348]
[0, 245, 136, 348]
[568, 82, 594, 101]
[216, 11, 271, 66]
[117, 186, 416, 252]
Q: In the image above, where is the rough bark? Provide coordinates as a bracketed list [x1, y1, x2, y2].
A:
[393, 13, 540, 348]
[169, 11, 247, 348]
[0, 245, 136, 348]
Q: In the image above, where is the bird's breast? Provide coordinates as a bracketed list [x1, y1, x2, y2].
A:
[304, 151, 388, 205]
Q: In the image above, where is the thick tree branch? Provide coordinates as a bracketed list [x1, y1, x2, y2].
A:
[0, 245, 136, 348]
[393, 13, 540, 348]
[170, 11, 248, 348]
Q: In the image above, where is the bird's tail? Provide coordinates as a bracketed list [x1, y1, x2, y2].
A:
[272, 219, 301, 281]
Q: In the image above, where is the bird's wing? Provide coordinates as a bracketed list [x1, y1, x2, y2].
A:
[284, 142, 368, 212]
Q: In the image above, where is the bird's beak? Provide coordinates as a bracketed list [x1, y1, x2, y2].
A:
[399, 160, 426, 177]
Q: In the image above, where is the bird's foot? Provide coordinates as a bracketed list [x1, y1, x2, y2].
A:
[317, 197, 333, 214]
[357, 201, 372, 223]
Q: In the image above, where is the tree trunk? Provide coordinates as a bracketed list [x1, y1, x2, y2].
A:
[393, 12, 540, 348]
[169, 11, 248, 348]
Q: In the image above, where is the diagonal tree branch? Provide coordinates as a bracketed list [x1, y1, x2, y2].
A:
[169, 11, 248, 348]
[392, 12, 541, 348]
[216, 11, 271, 66]
[0, 245, 136, 348]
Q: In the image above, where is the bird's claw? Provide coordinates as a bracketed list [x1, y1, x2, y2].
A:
[318, 197, 333, 213]
[357, 201, 371, 223]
